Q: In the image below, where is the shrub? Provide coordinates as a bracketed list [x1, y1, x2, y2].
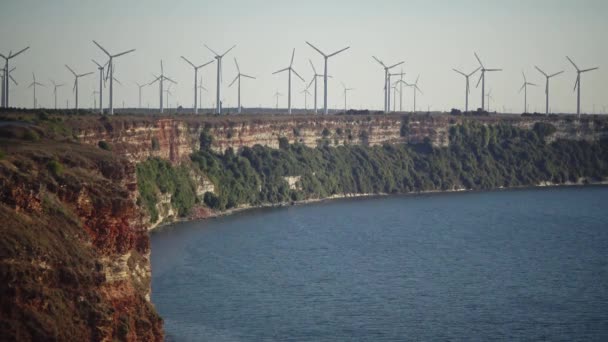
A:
[23, 129, 40, 142]
[47, 159, 64, 176]
[151, 137, 160, 151]
[200, 130, 213, 151]
[98, 140, 111, 151]
[322, 128, 331, 138]
[278, 137, 290, 150]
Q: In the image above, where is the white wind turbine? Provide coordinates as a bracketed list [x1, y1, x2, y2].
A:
[92, 59, 108, 114]
[28, 73, 44, 109]
[50, 80, 64, 110]
[485, 89, 494, 112]
[341, 82, 354, 113]
[534, 65, 563, 115]
[519, 72, 537, 114]
[406, 75, 423, 113]
[92, 41, 135, 115]
[453, 66, 480, 112]
[1, 47, 29, 108]
[567, 56, 599, 116]
[306, 42, 350, 115]
[197, 76, 207, 112]
[307, 59, 326, 114]
[387, 71, 404, 112]
[474, 52, 502, 111]
[65, 65, 93, 111]
[273, 91, 283, 110]
[181, 56, 214, 114]
[372, 56, 404, 113]
[398, 69, 406, 111]
[134, 82, 147, 109]
[149, 61, 177, 113]
[204, 44, 236, 115]
[229, 58, 256, 114]
[301, 87, 312, 111]
[273, 48, 305, 115]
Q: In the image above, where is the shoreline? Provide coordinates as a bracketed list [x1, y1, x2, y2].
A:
[148, 179, 608, 232]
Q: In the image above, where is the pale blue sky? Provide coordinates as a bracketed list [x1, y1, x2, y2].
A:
[1, 0, 606, 113]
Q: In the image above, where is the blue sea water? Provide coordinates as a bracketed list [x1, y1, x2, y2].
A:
[151, 186, 608, 341]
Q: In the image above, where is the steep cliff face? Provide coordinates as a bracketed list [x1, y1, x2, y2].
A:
[72, 114, 608, 165]
[0, 124, 163, 341]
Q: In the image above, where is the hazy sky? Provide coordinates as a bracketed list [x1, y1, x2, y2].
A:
[1, 0, 606, 113]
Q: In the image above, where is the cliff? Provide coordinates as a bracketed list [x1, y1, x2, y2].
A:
[0, 123, 163, 341]
[70, 113, 608, 165]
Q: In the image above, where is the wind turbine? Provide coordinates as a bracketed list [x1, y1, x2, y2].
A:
[341, 82, 354, 113]
[305, 42, 350, 115]
[204, 44, 236, 114]
[1, 67, 18, 108]
[301, 88, 311, 111]
[474, 53, 502, 111]
[407, 75, 423, 113]
[398, 69, 406, 111]
[1, 46, 29, 108]
[567, 56, 599, 116]
[519, 72, 537, 114]
[229, 58, 255, 114]
[534, 65, 563, 115]
[387, 71, 405, 112]
[92, 41, 135, 115]
[50, 80, 64, 110]
[273, 48, 305, 114]
[65, 65, 93, 111]
[134, 82, 147, 109]
[181, 55, 213, 114]
[92, 90, 99, 110]
[307, 59, 326, 114]
[486, 89, 494, 112]
[273, 91, 283, 110]
[453, 66, 480, 112]
[164, 85, 173, 111]
[148, 60, 177, 113]
[391, 82, 399, 112]
[372, 56, 404, 113]
[91, 59, 108, 114]
[28, 73, 44, 109]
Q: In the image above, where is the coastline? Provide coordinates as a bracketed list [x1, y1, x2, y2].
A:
[148, 178, 608, 232]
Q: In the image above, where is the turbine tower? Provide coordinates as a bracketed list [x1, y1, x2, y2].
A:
[273, 91, 283, 110]
[372, 56, 404, 113]
[229, 58, 256, 114]
[197, 76, 207, 112]
[1, 67, 18, 107]
[181, 56, 213, 114]
[273, 48, 305, 115]
[387, 71, 404, 113]
[407, 75, 423, 113]
[204, 44, 236, 115]
[567, 56, 599, 116]
[134, 82, 147, 109]
[341, 82, 354, 113]
[486, 89, 494, 112]
[519, 72, 537, 114]
[474, 52, 502, 111]
[534, 66, 563, 115]
[92, 41, 135, 115]
[65, 65, 93, 111]
[301, 88, 312, 111]
[307, 59, 326, 114]
[50, 80, 64, 110]
[305, 42, 350, 115]
[148, 61, 177, 113]
[1, 46, 29, 108]
[398, 69, 406, 111]
[91, 59, 108, 114]
[453, 66, 480, 112]
[28, 73, 44, 109]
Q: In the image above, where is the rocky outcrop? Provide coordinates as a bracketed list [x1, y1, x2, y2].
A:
[72, 114, 608, 165]
[0, 128, 163, 341]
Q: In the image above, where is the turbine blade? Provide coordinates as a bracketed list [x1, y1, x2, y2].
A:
[292, 69, 305, 82]
[204, 44, 220, 56]
[486, 68, 502, 72]
[306, 41, 326, 57]
[165, 76, 177, 84]
[535, 66, 547, 77]
[519, 83, 525, 93]
[229, 75, 239, 88]
[92, 40, 111, 57]
[234, 58, 240, 73]
[474, 52, 484, 68]
[80, 72, 94, 77]
[9, 46, 30, 59]
[453, 69, 467, 77]
[221, 45, 236, 57]
[113, 77, 122, 85]
[328, 46, 350, 58]
[387, 61, 404, 70]
[161, 60, 164, 75]
[468, 67, 481, 77]
[574, 76, 579, 91]
[581, 67, 599, 73]
[9, 76, 17, 85]
[65, 65, 77, 76]
[181, 56, 196, 68]
[309, 59, 317, 74]
[372, 56, 386, 68]
[241, 74, 255, 79]
[566, 56, 580, 71]
[273, 67, 289, 75]
[476, 73, 483, 88]
[91, 59, 102, 68]
[522, 71, 527, 82]
[290, 48, 295, 67]
[198, 60, 215, 69]
[549, 71, 564, 78]
[307, 77, 315, 89]
[113, 49, 135, 58]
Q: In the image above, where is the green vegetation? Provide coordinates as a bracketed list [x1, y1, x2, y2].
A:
[98, 140, 111, 151]
[47, 159, 64, 176]
[187, 121, 607, 211]
[136, 158, 198, 222]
